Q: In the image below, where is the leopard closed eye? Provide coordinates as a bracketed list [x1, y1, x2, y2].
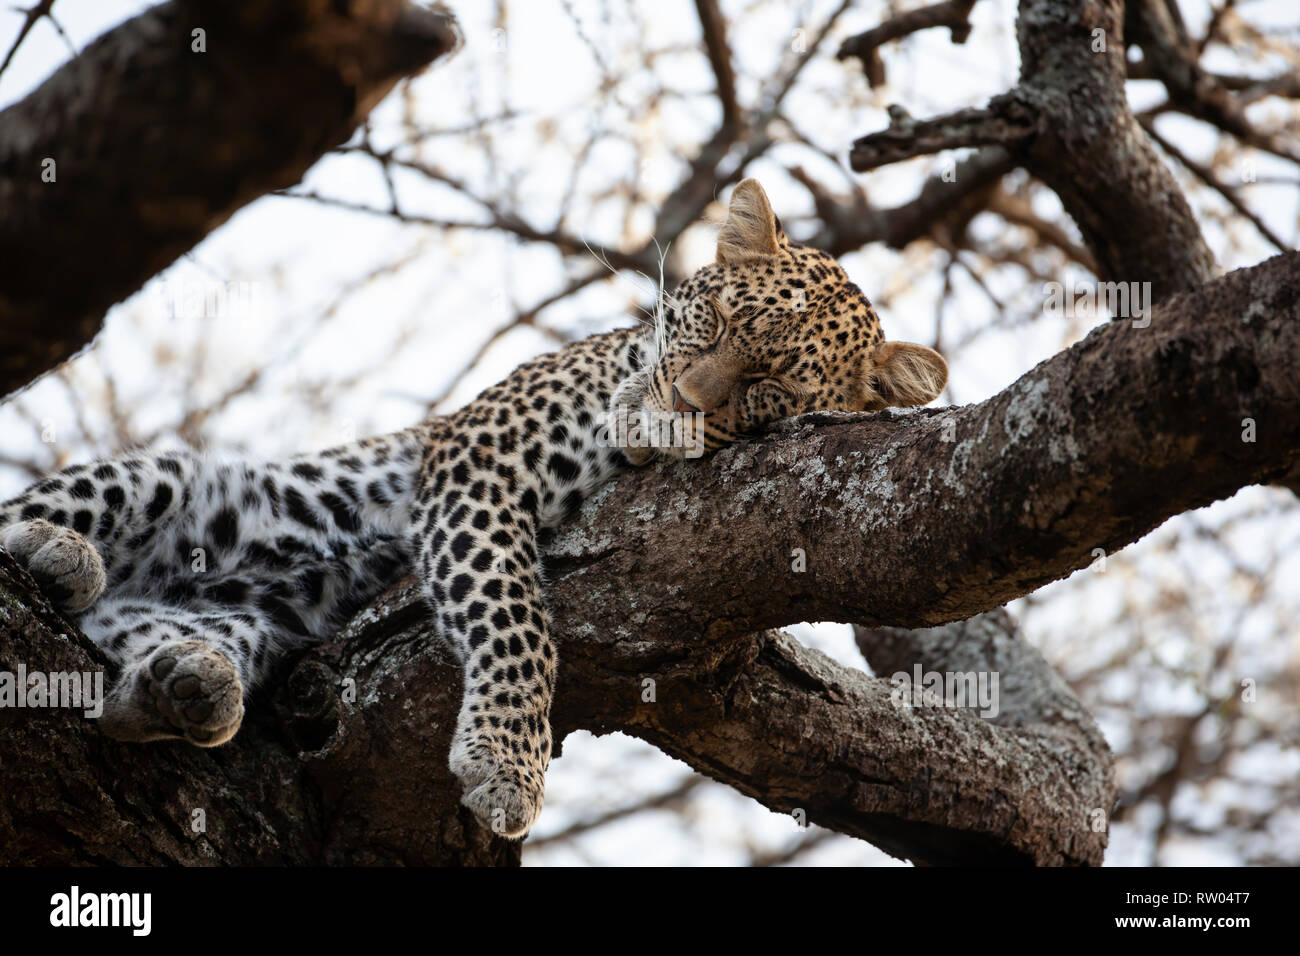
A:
[0, 180, 947, 839]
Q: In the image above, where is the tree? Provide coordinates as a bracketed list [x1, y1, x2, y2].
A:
[1, 0, 1296, 866]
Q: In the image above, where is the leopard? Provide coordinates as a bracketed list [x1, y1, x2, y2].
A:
[0, 180, 947, 838]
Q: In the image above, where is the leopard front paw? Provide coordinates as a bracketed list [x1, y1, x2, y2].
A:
[1, 519, 105, 613]
[101, 639, 244, 747]
[450, 723, 547, 838]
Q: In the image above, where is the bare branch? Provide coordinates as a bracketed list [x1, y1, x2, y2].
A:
[801, 147, 1016, 256]
[525, 776, 706, 850]
[0, 0, 57, 80]
[650, 0, 855, 246]
[694, 0, 741, 132]
[837, 0, 978, 87]
[849, 97, 1037, 172]
[1130, 0, 1300, 166]
[1141, 118, 1290, 253]
[984, 189, 1099, 272]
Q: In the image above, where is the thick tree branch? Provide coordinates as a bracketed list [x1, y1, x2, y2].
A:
[1011, 0, 1217, 297]
[3, 251, 1294, 866]
[549, 252, 1297, 636]
[0, 0, 460, 398]
[852, 609, 1113, 860]
[549, 613, 1110, 865]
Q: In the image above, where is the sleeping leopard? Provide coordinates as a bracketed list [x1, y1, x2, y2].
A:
[0, 180, 947, 838]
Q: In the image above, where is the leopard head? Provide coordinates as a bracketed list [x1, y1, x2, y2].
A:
[611, 179, 948, 463]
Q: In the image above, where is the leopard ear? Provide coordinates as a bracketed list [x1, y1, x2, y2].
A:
[716, 179, 785, 264]
[865, 341, 948, 408]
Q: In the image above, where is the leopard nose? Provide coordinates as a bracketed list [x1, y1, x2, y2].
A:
[671, 384, 701, 414]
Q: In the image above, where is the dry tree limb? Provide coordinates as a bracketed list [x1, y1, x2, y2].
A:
[849, 98, 1039, 173]
[837, 0, 978, 87]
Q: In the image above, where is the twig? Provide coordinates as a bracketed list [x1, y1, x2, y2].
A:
[0, 0, 56, 80]
[849, 96, 1037, 172]
[1141, 118, 1290, 252]
[694, 0, 741, 131]
[837, 0, 978, 87]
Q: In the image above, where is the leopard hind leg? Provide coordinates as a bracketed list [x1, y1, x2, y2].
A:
[84, 598, 275, 747]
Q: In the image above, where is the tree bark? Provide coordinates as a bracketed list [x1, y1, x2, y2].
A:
[3, 252, 1294, 866]
[1014, 0, 1217, 297]
[0, 0, 460, 399]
